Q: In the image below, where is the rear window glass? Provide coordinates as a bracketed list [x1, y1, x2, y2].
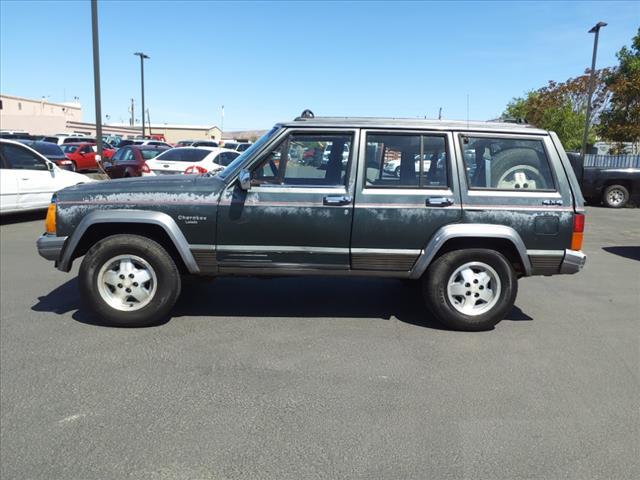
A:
[155, 148, 210, 162]
[460, 136, 555, 191]
[32, 142, 65, 157]
[140, 149, 165, 160]
[60, 145, 79, 153]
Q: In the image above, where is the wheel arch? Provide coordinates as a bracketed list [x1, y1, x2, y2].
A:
[409, 224, 532, 279]
[58, 210, 199, 274]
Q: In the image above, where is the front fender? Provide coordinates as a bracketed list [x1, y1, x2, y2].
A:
[57, 209, 199, 273]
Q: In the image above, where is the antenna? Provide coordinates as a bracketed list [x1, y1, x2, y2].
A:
[466, 94, 470, 128]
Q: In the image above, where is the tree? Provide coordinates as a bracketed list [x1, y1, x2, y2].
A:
[598, 28, 640, 149]
[503, 69, 611, 151]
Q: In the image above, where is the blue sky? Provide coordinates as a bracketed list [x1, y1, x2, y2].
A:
[1, 1, 638, 131]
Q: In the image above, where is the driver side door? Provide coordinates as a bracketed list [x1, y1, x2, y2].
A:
[216, 129, 358, 272]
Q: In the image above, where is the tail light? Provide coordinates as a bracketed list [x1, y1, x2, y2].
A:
[184, 165, 208, 174]
[571, 213, 585, 250]
[141, 162, 151, 173]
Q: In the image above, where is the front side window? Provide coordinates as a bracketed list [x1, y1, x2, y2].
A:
[111, 148, 126, 163]
[252, 133, 352, 187]
[460, 136, 555, 190]
[365, 133, 448, 188]
[60, 144, 79, 154]
[0, 144, 48, 170]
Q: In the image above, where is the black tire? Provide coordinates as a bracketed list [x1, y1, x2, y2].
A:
[602, 184, 629, 208]
[422, 249, 518, 331]
[79, 234, 181, 327]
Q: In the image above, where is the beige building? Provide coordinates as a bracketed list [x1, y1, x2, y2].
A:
[1, 94, 221, 142]
[138, 124, 222, 143]
[0, 94, 82, 134]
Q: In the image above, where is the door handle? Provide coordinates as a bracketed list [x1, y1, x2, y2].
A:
[323, 195, 352, 206]
[426, 197, 453, 207]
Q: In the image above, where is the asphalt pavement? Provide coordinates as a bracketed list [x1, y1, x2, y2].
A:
[0, 207, 638, 479]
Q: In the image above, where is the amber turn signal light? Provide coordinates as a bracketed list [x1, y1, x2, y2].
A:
[570, 213, 585, 251]
[45, 202, 56, 234]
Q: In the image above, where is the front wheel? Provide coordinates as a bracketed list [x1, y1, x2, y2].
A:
[422, 249, 518, 331]
[79, 234, 182, 327]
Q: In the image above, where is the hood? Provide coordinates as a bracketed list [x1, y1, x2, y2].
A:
[57, 173, 227, 203]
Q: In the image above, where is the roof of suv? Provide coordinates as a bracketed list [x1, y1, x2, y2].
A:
[281, 117, 547, 135]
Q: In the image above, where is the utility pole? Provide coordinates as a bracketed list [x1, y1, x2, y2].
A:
[129, 98, 135, 126]
[91, 0, 103, 161]
[146, 109, 152, 137]
[134, 52, 150, 138]
[580, 21, 607, 162]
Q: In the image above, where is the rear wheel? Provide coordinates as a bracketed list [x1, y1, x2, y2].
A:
[602, 184, 629, 208]
[79, 234, 181, 327]
[422, 249, 518, 331]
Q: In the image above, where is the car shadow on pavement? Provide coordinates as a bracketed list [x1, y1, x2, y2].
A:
[32, 276, 532, 330]
[0, 210, 46, 225]
[602, 246, 640, 261]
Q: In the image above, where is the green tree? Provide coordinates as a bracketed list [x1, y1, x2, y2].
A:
[598, 28, 640, 148]
[503, 69, 610, 151]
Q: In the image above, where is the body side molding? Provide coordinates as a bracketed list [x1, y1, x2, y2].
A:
[409, 223, 532, 279]
[57, 209, 199, 273]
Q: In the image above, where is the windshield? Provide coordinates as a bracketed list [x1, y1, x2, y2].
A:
[60, 144, 79, 153]
[217, 127, 279, 180]
[155, 148, 211, 162]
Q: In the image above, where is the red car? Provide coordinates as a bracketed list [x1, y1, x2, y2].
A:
[60, 142, 115, 171]
[102, 145, 170, 178]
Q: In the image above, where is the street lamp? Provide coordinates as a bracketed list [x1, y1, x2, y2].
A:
[134, 52, 150, 138]
[580, 21, 607, 162]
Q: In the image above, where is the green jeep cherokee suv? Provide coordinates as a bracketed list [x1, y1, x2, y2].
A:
[37, 115, 586, 331]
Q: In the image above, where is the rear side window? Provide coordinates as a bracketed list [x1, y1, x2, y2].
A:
[460, 136, 555, 191]
[365, 133, 448, 188]
[0, 144, 48, 170]
[140, 149, 164, 160]
[156, 148, 210, 162]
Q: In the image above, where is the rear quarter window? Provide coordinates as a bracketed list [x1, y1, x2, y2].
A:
[460, 136, 556, 191]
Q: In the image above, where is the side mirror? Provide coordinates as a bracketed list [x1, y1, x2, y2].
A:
[46, 161, 54, 172]
[238, 169, 251, 190]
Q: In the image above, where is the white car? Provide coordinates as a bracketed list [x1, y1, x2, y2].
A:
[133, 140, 173, 149]
[143, 147, 240, 176]
[0, 139, 95, 214]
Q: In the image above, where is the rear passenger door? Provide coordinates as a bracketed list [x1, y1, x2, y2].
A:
[351, 130, 462, 272]
[455, 133, 574, 255]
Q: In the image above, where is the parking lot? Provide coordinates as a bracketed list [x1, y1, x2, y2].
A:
[0, 206, 638, 479]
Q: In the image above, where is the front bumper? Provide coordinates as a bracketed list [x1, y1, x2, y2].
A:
[560, 249, 587, 274]
[37, 234, 68, 263]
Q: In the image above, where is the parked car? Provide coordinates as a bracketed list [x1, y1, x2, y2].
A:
[36, 115, 586, 330]
[567, 152, 639, 208]
[191, 140, 219, 148]
[132, 140, 173, 148]
[0, 130, 33, 140]
[0, 139, 93, 214]
[236, 143, 251, 152]
[15, 140, 74, 170]
[142, 147, 239, 176]
[176, 140, 201, 147]
[102, 145, 170, 178]
[60, 142, 114, 171]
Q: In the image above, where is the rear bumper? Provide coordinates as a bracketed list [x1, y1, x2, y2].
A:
[36, 234, 68, 263]
[560, 249, 587, 274]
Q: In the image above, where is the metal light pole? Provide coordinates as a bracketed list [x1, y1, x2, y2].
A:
[134, 52, 150, 138]
[580, 21, 607, 161]
[91, 0, 103, 161]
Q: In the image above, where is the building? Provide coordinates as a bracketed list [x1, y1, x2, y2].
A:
[0, 94, 82, 134]
[1, 94, 221, 142]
